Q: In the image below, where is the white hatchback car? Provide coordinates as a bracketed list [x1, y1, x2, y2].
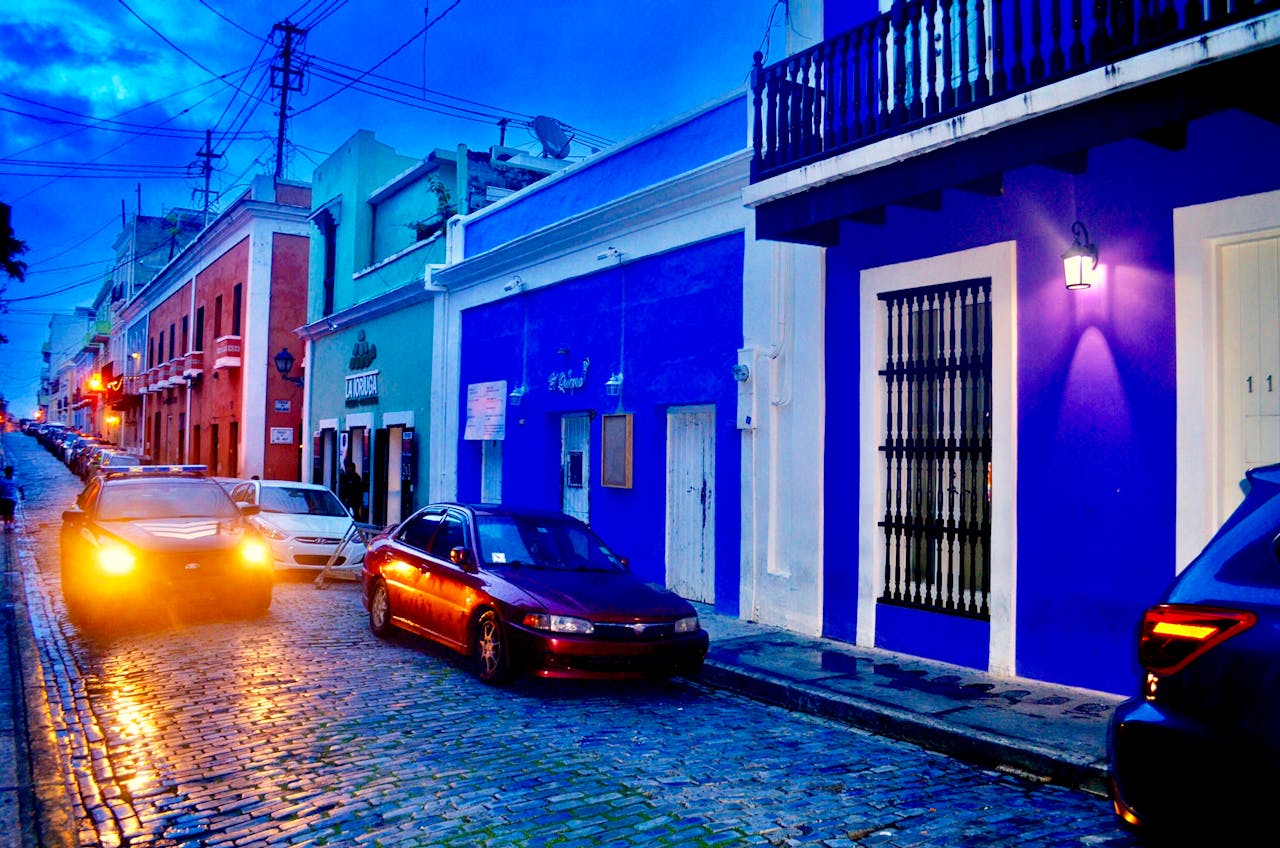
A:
[226, 479, 365, 579]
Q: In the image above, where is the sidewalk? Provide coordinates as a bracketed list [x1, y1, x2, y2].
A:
[693, 602, 1123, 798]
[0, 441, 35, 848]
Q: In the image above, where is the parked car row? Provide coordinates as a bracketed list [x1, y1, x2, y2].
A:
[23, 424, 709, 686]
[28, 421, 147, 481]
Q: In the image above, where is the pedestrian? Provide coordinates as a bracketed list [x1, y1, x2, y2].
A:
[339, 459, 363, 519]
[0, 465, 25, 533]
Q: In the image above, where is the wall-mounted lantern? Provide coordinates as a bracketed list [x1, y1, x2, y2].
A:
[273, 347, 304, 386]
[605, 372, 624, 397]
[508, 384, 527, 406]
[1062, 220, 1098, 290]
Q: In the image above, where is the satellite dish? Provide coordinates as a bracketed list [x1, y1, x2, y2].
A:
[532, 116, 572, 159]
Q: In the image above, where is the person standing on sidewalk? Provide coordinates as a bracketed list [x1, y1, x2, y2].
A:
[0, 465, 24, 533]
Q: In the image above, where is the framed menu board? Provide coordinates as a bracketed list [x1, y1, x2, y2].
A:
[601, 413, 633, 488]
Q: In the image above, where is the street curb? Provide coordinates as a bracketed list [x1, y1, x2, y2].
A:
[700, 659, 1112, 799]
[10, 511, 77, 848]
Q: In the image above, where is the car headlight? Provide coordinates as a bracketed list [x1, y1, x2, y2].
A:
[674, 616, 699, 634]
[522, 613, 594, 634]
[239, 539, 270, 566]
[257, 524, 289, 541]
[96, 544, 137, 576]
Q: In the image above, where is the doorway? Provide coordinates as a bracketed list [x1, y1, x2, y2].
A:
[665, 405, 715, 602]
[561, 413, 591, 524]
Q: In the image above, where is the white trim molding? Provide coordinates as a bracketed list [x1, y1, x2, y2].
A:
[1174, 189, 1280, 570]
[858, 241, 1019, 675]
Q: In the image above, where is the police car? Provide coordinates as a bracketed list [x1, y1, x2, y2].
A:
[60, 465, 273, 629]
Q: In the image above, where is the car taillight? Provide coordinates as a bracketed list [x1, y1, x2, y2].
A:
[1138, 604, 1256, 676]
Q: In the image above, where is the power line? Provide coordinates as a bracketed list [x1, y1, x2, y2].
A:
[292, 0, 464, 118]
[117, 0, 231, 85]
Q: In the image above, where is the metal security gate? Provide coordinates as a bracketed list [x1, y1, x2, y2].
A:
[878, 278, 991, 619]
[561, 413, 591, 524]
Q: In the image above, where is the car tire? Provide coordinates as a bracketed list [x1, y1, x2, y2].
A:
[368, 580, 394, 638]
[236, 584, 272, 618]
[474, 609, 512, 685]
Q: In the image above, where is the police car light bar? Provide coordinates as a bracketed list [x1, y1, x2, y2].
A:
[101, 464, 209, 475]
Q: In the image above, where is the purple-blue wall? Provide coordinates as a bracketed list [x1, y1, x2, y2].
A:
[457, 234, 745, 612]
[465, 98, 746, 257]
[823, 108, 1280, 694]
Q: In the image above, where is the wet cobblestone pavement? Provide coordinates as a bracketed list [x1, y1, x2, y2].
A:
[8, 434, 1139, 847]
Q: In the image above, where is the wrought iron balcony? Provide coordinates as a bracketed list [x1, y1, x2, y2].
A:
[750, 0, 1279, 183]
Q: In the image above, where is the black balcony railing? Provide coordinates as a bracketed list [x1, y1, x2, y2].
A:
[751, 0, 1278, 181]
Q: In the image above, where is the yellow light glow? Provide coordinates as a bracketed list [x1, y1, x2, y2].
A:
[88, 373, 104, 392]
[105, 414, 120, 426]
[240, 539, 269, 565]
[98, 546, 137, 576]
[1152, 621, 1216, 640]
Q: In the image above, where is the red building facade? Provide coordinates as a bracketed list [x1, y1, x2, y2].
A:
[119, 177, 311, 480]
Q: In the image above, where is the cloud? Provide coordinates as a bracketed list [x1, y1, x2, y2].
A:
[0, 1, 219, 117]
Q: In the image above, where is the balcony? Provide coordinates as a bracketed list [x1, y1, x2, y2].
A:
[124, 375, 146, 395]
[164, 358, 183, 387]
[183, 350, 204, 381]
[748, 0, 1280, 243]
[214, 335, 242, 370]
[146, 367, 161, 393]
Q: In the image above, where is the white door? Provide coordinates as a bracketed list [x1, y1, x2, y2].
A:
[1220, 235, 1280, 517]
[665, 405, 715, 602]
[561, 414, 590, 523]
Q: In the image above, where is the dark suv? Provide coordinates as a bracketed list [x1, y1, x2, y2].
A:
[1108, 462, 1280, 838]
[60, 465, 273, 629]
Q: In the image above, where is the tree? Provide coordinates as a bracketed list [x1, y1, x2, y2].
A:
[1, 202, 27, 283]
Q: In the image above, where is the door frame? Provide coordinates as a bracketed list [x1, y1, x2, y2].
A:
[1174, 190, 1280, 569]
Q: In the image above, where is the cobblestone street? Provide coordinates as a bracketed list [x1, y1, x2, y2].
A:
[10, 434, 1133, 847]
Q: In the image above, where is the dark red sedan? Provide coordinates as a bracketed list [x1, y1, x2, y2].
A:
[361, 503, 708, 684]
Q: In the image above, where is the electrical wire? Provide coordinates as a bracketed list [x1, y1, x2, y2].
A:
[291, 0, 464, 117]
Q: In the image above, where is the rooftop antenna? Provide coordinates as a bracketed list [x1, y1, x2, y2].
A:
[532, 116, 572, 159]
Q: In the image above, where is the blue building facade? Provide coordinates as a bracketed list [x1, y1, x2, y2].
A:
[747, 1, 1280, 694]
[430, 96, 751, 610]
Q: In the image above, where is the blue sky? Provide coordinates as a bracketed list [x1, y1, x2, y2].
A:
[0, 0, 793, 417]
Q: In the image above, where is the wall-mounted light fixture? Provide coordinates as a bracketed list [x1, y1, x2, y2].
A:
[273, 347, 304, 386]
[504, 275, 524, 293]
[597, 246, 622, 263]
[605, 372, 623, 397]
[508, 384, 527, 406]
[1062, 220, 1098, 290]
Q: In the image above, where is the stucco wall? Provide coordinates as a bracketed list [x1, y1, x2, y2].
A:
[823, 107, 1280, 694]
[456, 234, 744, 605]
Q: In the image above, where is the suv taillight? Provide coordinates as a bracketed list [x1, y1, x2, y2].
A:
[1138, 604, 1256, 676]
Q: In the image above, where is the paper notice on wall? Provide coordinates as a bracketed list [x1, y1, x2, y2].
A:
[464, 380, 507, 440]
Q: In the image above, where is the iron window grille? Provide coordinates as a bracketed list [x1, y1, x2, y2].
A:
[877, 277, 992, 619]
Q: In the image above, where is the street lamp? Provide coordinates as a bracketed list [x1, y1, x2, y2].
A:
[274, 347, 304, 386]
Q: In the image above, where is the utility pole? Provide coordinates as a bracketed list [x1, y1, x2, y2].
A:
[271, 20, 307, 183]
[195, 129, 223, 226]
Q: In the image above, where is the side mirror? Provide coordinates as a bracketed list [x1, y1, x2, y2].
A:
[62, 509, 83, 524]
[450, 546, 476, 570]
[1273, 532, 1280, 563]
[238, 503, 261, 516]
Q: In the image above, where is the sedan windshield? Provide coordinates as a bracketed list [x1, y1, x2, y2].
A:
[475, 514, 626, 572]
[97, 480, 242, 520]
[259, 486, 348, 516]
